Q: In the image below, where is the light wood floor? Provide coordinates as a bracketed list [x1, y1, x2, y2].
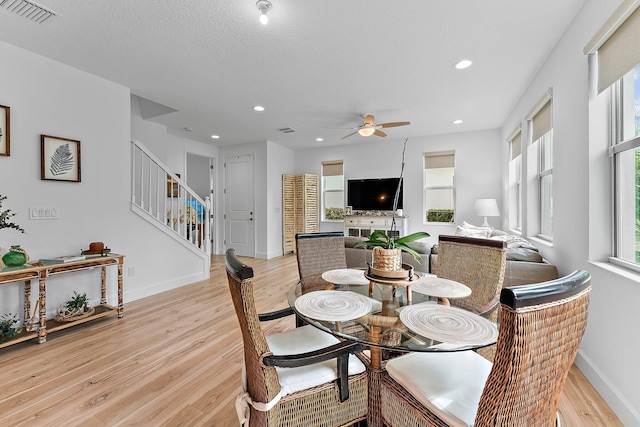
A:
[0, 254, 622, 426]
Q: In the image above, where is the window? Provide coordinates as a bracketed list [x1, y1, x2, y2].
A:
[321, 160, 344, 220]
[424, 151, 455, 223]
[611, 64, 640, 266]
[586, 4, 640, 269]
[508, 129, 522, 231]
[528, 97, 553, 240]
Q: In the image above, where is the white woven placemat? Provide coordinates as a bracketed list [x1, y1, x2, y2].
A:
[295, 290, 372, 321]
[399, 303, 497, 346]
[321, 269, 369, 285]
[412, 276, 472, 299]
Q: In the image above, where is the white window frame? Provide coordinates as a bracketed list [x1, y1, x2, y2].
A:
[321, 160, 344, 222]
[609, 70, 640, 272]
[526, 92, 553, 242]
[423, 151, 455, 224]
[508, 128, 522, 232]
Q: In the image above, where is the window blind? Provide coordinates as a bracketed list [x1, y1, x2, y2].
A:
[583, 0, 640, 93]
[424, 151, 454, 169]
[321, 160, 343, 176]
[510, 131, 522, 160]
[530, 100, 552, 143]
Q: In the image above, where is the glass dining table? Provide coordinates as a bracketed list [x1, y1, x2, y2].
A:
[287, 268, 498, 370]
[288, 268, 498, 426]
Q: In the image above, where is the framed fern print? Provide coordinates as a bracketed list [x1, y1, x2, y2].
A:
[41, 135, 81, 182]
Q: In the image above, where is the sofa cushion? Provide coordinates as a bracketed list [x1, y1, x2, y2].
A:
[406, 241, 430, 255]
[344, 236, 368, 248]
[506, 247, 543, 263]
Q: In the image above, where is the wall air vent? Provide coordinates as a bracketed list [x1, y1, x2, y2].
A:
[278, 127, 296, 134]
[0, 0, 58, 23]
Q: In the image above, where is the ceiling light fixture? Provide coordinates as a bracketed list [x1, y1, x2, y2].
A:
[211, 135, 220, 139]
[316, 138, 323, 142]
[358, 126, 376, 137]
[253, 105, 265, 112]
[455, 59, 472, 69]
[256, 0, 272, 25]
[453, 119, 463, 124]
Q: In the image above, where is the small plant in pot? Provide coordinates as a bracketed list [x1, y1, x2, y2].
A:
[0, 313, 22, 343]
[55, 291, 93, 322]
[354, 138, 429, 273]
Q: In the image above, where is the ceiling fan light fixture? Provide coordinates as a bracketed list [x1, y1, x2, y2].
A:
[358, 127, 376, 137]
[256, 0, 272, 25]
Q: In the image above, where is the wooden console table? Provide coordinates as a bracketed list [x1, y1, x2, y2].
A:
[0, 254, 124, 349]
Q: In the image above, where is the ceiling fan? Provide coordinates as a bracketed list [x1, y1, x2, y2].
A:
[339, 114, 410, 140]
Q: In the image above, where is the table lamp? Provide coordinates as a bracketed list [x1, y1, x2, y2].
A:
[474, 198, 500, 227]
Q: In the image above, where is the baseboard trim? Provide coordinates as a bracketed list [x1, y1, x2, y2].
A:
[125, 272, 206, 303]
[574, 350, 640, 426]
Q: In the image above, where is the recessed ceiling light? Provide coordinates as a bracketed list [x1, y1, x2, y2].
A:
[253, 105, 265, 112]
[184, 127, 192, 132]
[316, 138, 324, 142]
[454, 59, 472, 69]
[453, 119, 463, 124]
[211, 135, 220, 139]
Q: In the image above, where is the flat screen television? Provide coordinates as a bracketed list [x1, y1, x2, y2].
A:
[347, 178, 403, 211]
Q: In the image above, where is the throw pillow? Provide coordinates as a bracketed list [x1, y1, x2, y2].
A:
[455, 221, 493, 238]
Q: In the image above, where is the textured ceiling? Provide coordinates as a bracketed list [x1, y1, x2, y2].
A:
[0, 0, 586, 149]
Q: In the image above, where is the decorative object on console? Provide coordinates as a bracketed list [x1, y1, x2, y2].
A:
[55, 291, 94, 322]
[0, 104, 9, 156]
[41, 134, 81, 182]
[2, 245, 29, 267]
[474, 198, 500, 227]
[82, 241, 112, 256]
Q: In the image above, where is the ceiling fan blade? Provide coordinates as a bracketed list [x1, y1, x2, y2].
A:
[363, 114, 375, 126]
[379, 121, 410, 128]
[341, 130, 360, 140]
[374, 129, 387, 137]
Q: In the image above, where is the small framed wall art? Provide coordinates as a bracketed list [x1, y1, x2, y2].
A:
[41, 134, 81, 182]
[0, 104, 9, 156]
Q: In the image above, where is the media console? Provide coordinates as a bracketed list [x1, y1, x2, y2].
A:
[344, 215, 407, 239]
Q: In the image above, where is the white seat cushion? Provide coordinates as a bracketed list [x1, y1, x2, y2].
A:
[266, 325, 366, 396]
[385, 351, 492, 427]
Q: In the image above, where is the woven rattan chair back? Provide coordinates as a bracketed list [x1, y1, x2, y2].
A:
[475, 270, 591, 426]
[436, 235, 506, 322]
[225, 249, 281, 426]
[295, 232, 347, 290]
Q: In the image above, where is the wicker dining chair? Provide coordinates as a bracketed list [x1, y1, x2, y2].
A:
[379, 270, 591, 427]
[225, 249, 368, 427]
[295, 232, 348, 290]
[434, 235, 507, 322]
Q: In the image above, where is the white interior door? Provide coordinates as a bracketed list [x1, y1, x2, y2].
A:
[224, 155, 255, 257]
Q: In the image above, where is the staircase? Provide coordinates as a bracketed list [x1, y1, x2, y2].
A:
[130, 140, 211, 261]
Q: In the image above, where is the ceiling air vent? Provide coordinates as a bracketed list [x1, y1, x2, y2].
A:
[0, 0, 58, 23]
[278, 127, 296, 134]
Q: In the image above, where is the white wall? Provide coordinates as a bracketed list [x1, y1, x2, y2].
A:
[500, 0, 640, 423]
[266, 141, 295, 259]
[0, 42, 209, 321]
[294, 130, 503, 247]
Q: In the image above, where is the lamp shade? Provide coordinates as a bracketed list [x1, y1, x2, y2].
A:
[358, 126, 376, 137]
[474, 199, 500, 217]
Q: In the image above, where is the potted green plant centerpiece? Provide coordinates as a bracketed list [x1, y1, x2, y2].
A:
[354, 139, 429, 273]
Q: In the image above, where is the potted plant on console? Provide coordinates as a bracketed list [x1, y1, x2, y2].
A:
[354, 139, 429, 275]
[55, 291, 94, 322]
